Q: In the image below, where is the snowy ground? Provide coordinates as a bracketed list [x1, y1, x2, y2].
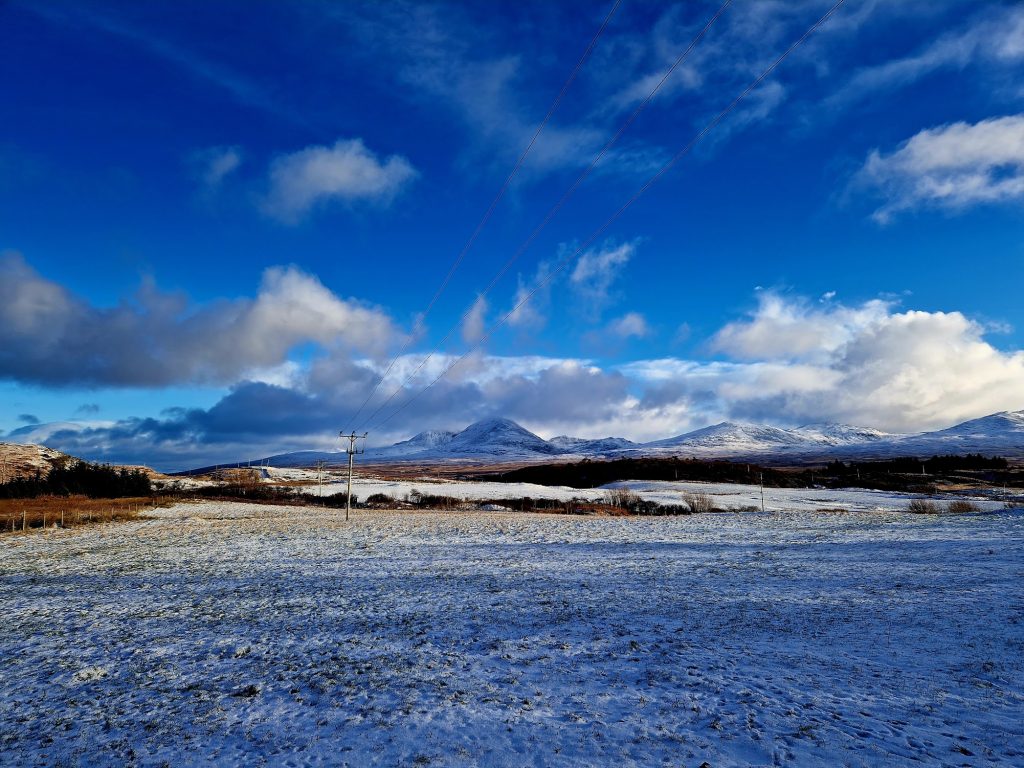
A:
[316, 474, 1014, 514]
[2, 504, 1023, 766]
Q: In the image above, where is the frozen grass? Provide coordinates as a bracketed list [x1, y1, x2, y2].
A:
[1, 503, 1022, 766]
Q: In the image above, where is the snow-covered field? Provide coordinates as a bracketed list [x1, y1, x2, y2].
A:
[321, 474, 1015, 514]
[2, 503, 1023, 766]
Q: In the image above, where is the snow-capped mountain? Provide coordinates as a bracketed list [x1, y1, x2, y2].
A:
[884, 411, 1024, 457]
[644, 422, 813, 455]
[443, 418, 561, 457]
[791, 423, 896, 446]
[171, 409, 1024, 471]
[372, 429, 456, 458]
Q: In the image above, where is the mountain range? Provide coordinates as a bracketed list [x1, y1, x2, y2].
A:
[252, 411, 1024, 469]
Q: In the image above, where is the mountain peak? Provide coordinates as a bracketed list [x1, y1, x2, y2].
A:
[448, 418, 560, 456]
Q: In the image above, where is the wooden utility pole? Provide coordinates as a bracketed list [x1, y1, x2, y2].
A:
[340, 432, 367, 522]
[314, 459, 327, 504]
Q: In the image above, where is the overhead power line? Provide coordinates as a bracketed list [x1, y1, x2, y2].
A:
[358, 0, 732, 432]
[346, 0, 623, 430]
[366, 0, 848, 434]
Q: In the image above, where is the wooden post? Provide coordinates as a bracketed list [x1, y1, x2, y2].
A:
[22, 509, 27, 532]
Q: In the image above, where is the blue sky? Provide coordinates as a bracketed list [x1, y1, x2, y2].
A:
[3, 0, 1024, 470]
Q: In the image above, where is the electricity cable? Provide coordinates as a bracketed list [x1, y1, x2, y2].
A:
[366, 0, 848, 433]
[357, 0, 732, 432]
[346, 0, 623, 430]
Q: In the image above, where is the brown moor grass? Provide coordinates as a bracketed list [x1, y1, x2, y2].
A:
[0, 496, 167, 534]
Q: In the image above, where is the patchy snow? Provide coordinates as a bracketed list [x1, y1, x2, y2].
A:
[1, 503, 1022, 766]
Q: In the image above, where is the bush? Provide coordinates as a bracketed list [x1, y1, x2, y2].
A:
[682, 492, 714, 514]
[907, 498, 939, 514]
[606, 489, 642, 511]
[947, 500, 980, 513]
[365, 493, 396, 506]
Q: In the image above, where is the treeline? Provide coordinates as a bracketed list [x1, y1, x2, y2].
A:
[179, 482, 357, 508]
[362, 491, 701, 516]
[826, 454, 1007, 474]
[0, 461, 152, 499]
[490, 454, 1013, 492]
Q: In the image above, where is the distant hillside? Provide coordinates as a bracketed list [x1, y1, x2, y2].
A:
[0, 442, 72, 482]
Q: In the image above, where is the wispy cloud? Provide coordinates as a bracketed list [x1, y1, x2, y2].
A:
[19, 3, 298, 124]
[825, 4, 1024, 111]
[192, 145, 243, 192]
[569, 240, 636, 318]
[506, 260, 555, 331]
[461, 295, 488, 344]
[854, 115, 1024, 223]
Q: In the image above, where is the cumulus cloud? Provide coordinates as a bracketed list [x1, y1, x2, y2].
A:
[16, 285, 1024, 469]
[703, 292, 1024, 431]
[262, 138, 417, 223]
[0, 253, 401, 387]
[712, 292, 892, 360]
[856, 115, 1024, 222]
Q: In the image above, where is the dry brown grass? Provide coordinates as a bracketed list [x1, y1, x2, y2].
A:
[683, 492, 714, 514]
[0, 496, 167, 534]
[907, 498, 939, 514]
[946, 500, 981, 513]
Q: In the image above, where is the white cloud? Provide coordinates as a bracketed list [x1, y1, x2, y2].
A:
[461, 295, 488, 344]
[569, 241, 635, 317]
[605, 312, 649, 340]
[506, 260, 554, 330]
[712, 292, 892, 361]
[0, 253, 402, 387]
[262, 138, 417, 223]
[702, 292, 1024, 431]
[856, 115, 1024, 222]
[826, 5, 1024, 110]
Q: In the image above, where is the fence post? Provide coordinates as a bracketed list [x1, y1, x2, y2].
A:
[22, 509, 27, 532]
